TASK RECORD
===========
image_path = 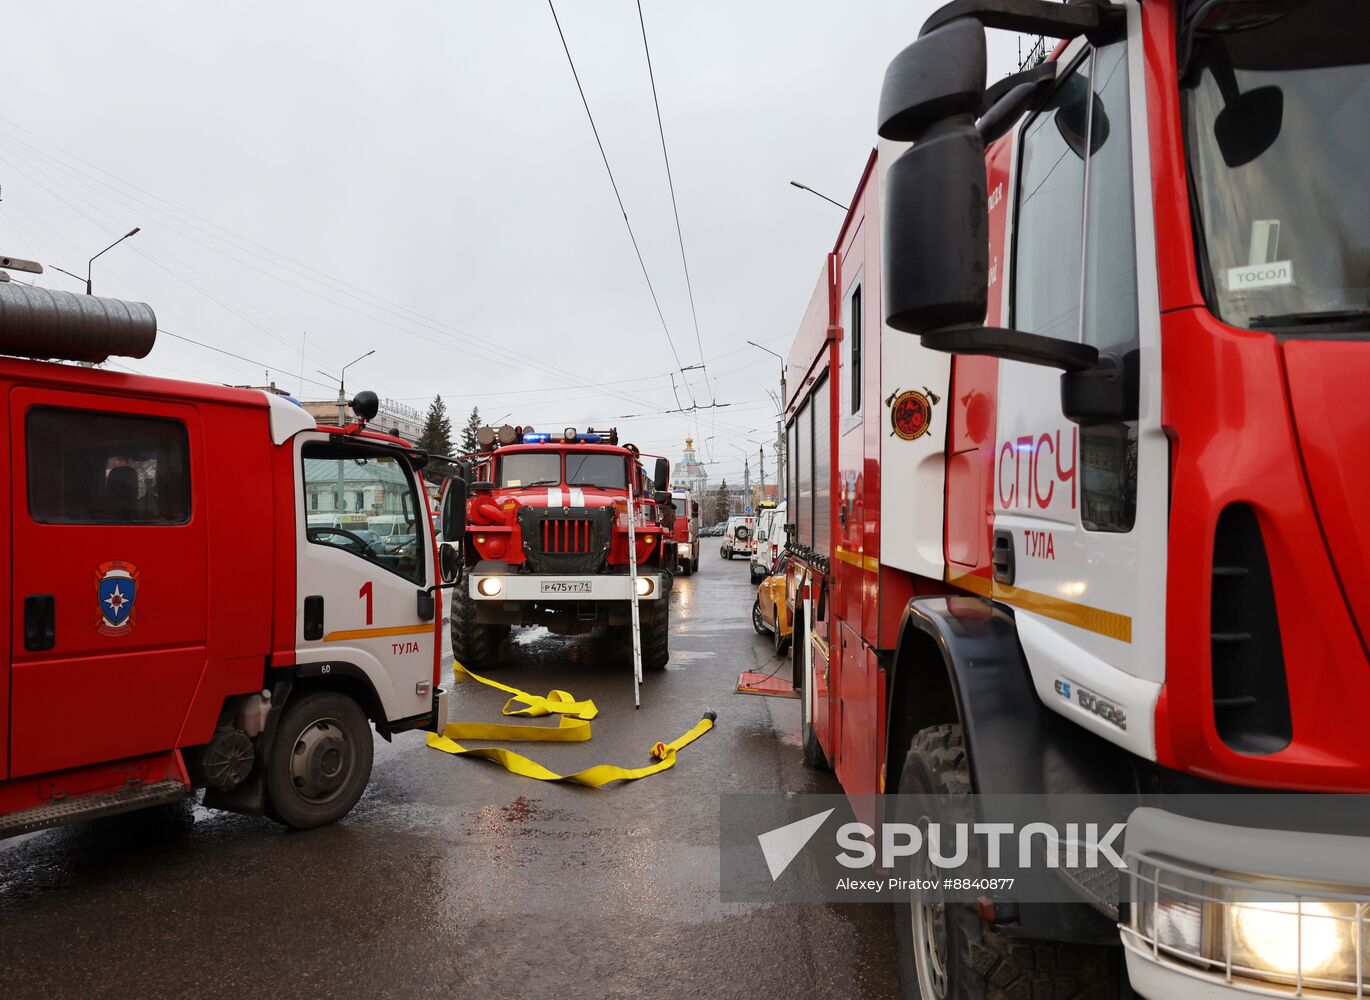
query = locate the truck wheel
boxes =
[680,557,693,577]
[893,725,1117,1000]
[691,557,700,574]
[640,600,670,671]
[450,585,505,672]
[266,690,374,831]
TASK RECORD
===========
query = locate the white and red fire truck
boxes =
[451,425,674,671]
[784,1,1370,997]
[0,284,459,838]
[669,487,701,576]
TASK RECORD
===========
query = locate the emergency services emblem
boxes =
[95,560,140,636]
[886,386,942,441]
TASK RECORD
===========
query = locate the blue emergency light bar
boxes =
[518,431,603,445]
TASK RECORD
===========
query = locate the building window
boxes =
[26,407,191,525]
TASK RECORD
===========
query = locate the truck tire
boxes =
[691,556,700,574]
[721,544,731,560]
[450,585,505,672]
[680,556,693,577]
[266,690,374,831]
[893,725,1118,1000]
[641,600,670,671]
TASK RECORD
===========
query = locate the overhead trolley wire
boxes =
[635,0,713,404]
[546,0,695,407]
[0,118,677,416]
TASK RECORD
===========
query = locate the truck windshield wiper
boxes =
[1250,309,1370,330]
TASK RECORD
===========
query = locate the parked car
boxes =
[751,572,791,654]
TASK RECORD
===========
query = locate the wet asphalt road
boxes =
[0,553,900,1000]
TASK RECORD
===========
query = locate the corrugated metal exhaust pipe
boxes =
[0,283,156,364]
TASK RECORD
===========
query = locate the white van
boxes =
[720,514,755,560]
[750,500,786,583]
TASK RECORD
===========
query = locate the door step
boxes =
[0,780,192,840]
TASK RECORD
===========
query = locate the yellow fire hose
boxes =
[426,661,715,786]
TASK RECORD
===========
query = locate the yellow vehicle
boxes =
[751,572,791,655]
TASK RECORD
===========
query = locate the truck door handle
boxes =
[304,595,324,640]
[991,530,1015,586]
[24,594,55,651]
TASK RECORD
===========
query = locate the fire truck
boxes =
[0,284,459,838]
[784,1,1370,997]
[669,488,701,576]
[451,425,674,671]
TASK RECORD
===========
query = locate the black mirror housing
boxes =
[652,457,670,493]
[441,477,467,545]
[1214,86,1283,168]
[878,18,986,141]
[884,119,989,334]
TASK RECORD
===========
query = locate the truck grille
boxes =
[542,518,593,554]
[517,506,613,574]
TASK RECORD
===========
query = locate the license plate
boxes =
[542,580,592,594]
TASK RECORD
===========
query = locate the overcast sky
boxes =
[3,1,1020,486]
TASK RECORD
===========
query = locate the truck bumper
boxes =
[1121,807,1370,998]
[468,563,664,602]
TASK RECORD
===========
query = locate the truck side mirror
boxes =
[877,18,985,142]
[652,457,670,493]
[653,489,671,507]
[441,478,467,548]
[879,14,1100,375]
[691,501,699,518]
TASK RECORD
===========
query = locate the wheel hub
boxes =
[289,717,353,803]
[910,821,950,999]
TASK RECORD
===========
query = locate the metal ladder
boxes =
[626,477,643,707]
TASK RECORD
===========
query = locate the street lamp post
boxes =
[789,180,850,213]
[85,227,141,295]
[318,348,375,514]
[747,339,788,506]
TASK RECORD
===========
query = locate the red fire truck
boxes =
[785,1,1370,997]
[0,284,459,838]
[451,425,674,671]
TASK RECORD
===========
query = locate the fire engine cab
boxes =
[0,284,456,838]
[451,425,673,672]
[784,1,1370,997]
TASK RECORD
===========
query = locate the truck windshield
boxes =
[1185,6,1370,332]
[565,453,626,489]
[499,452,561,488]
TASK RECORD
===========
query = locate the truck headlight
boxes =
[1230,897,1356,981]
[477,577,503,597]
[635,576,654,597]
[1129,857,1366,991]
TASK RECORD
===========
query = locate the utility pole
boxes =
[743,456,750,510]
[748,340,788,505]
[758,445,766,499]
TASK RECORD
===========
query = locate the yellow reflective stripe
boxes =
[833,546,879,573]
[426,660,713,787]
[946,570,1132,644]
[323,624,432,642]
